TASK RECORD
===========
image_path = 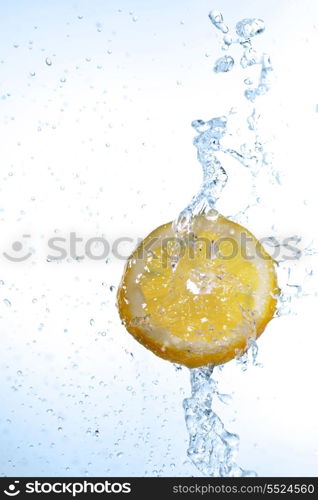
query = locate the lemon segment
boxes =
[117,214,278,368]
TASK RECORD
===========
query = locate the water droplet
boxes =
[90,318,95,326]
[223,35,232,48]
[240,48,260,68]
[3,299,11,307]
[214,55,234,73]
[209,10,229,34]
[236,18,265,39]
[45,57,52,66]
[244,53,273,102]
[110,285,115,292]
[29,72,36,77]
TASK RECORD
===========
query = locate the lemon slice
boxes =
[117,214,278,368]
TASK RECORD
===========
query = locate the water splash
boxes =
[244,54,273,102]
[214,55,234,73]
[174,12,273,236]
[209,10,229,34]
[174,117,228,233]
[178,11,274,477]
[183,366,256,476]
[175,8,315,479]
[236,18,265,38]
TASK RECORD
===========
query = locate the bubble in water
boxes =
[214,55,234,73]
[209,10,229,34]
[244,54,273,102]
[236,18,265,38]
[240,47,260,68]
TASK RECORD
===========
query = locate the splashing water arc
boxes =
[180,11,276,477]
[117,10,278,477]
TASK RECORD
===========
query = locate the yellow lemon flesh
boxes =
[117,214,278,368]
